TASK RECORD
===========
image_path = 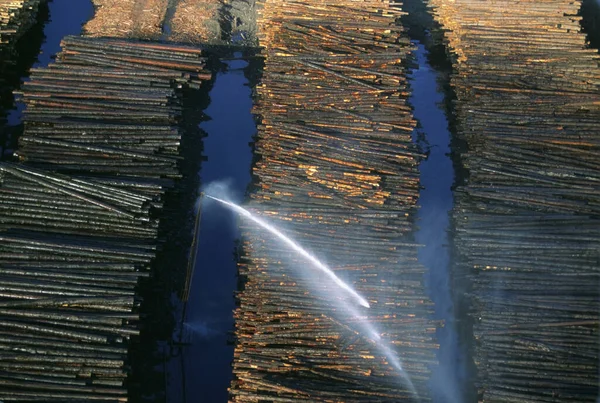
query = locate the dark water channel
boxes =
[171,54,256,403]
[409,42,463,403]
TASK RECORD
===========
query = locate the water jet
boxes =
[203,190,420,399]
[204,194,371,309]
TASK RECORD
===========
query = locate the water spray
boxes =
[337,304,420,399]
[204,194,371,308]
[203,191,419,399]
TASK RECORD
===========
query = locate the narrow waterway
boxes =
[409,42,462,403]
[179,54,256,403]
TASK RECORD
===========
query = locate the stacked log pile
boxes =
[0,36,210,400]
[84,0,223,43]
[229,0,438,401]
[14,36,209,176]
[428,0,600,401]
[0,163,148,402]
[169,0,221,44]
[83,0,168,40]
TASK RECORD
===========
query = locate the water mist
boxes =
[202,188,419,399]
[205,194,371,308]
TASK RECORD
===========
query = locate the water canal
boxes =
[179,54,256,402]
[409,42,462,403]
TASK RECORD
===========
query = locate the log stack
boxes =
[229,0,438,401]
[427,0,600,401]
[168,0,222,44]
[0,165,148,402]
[84,0,223,44]
[83,0,169,40]
[14,36,209,177]
[0,36,211,400]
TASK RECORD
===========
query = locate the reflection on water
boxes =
[409,42,462,402]
[177,53,256,403]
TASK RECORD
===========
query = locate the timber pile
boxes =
[84,0,223,43]
[230,0,438,401]
[169,0,221,44]
[14,35,209,177]
[83,0,168,40]
[428,0,600,401]
[0,36,210,400]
